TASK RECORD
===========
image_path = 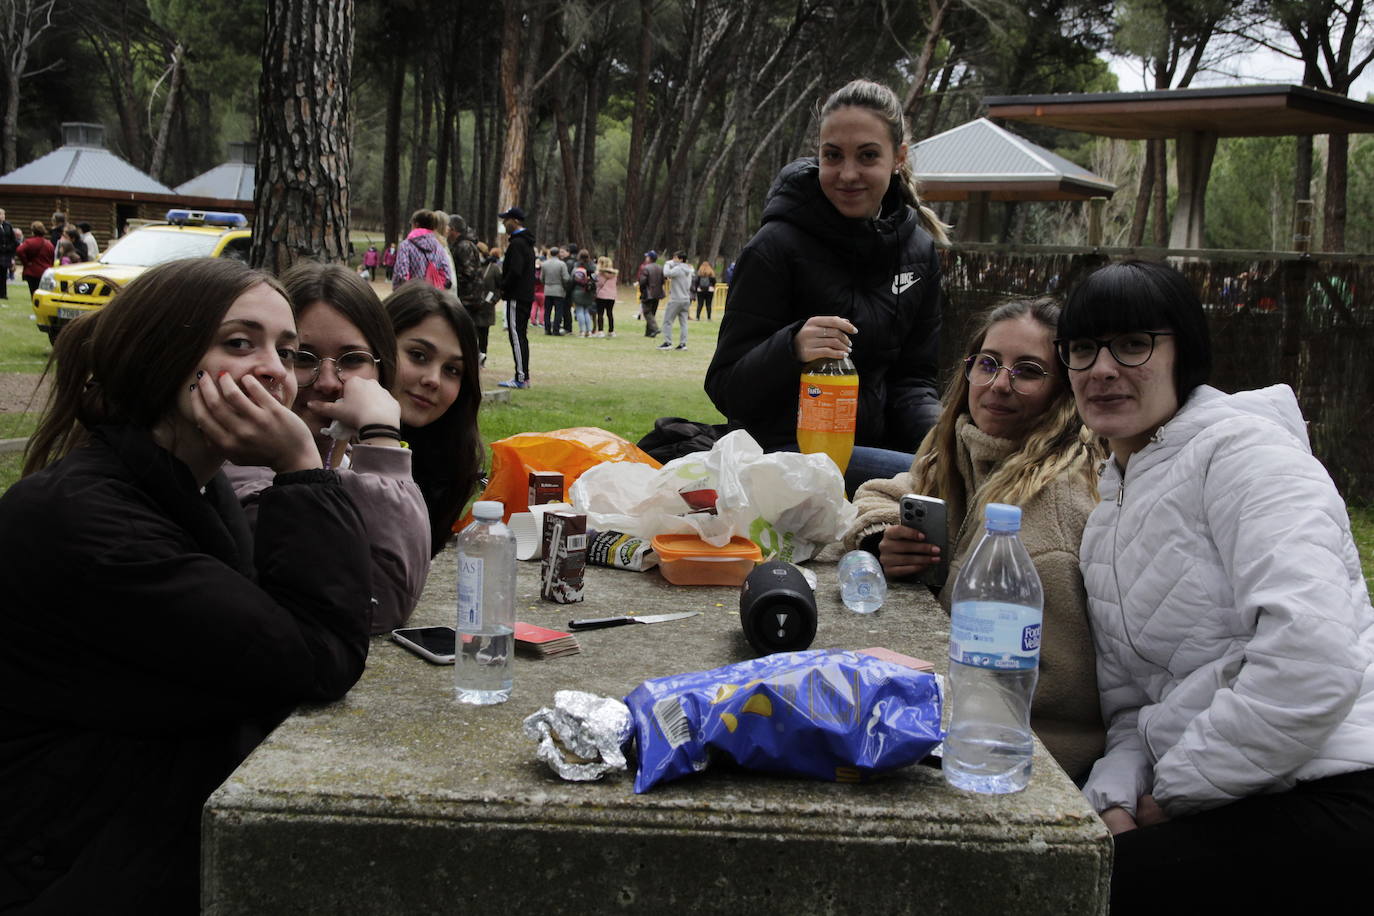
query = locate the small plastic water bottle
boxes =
[944,503,1042,794]
[837,549,886,614]
[455,500,517,705]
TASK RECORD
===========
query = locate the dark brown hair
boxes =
[383,283,484,556]
[279,261,396,390]
[24,258,285,475]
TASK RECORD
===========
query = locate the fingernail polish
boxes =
[188,383,197,391]
[195,370,204,379]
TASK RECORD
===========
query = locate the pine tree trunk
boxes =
[1128,140,1154,247]
[251,0,354,272]
[616,0,653,277]
[1151,137,1168,247]
[382,52,405,249]
[1323,133,1348,252]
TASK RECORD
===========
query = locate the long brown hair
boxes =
[383,283,484,556]
[818,78,950,244]
[910,297,1101,512]
[24,258,285,475]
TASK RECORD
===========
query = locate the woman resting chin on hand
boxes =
[225,262,432,634]
[0,258,371,911]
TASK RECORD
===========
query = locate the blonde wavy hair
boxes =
[909,298,1102,513]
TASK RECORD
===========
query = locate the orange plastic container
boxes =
[651,534,762,586]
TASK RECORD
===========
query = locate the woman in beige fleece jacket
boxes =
[842,297,1105,780]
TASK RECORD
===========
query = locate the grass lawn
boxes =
[5,288,1374,589]
[0,291,725,493]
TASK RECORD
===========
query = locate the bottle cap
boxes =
[472,500,504,520]
[983,502,1021,531]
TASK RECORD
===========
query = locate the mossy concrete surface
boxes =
[202,549,1111,915]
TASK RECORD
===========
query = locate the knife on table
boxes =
[568,611,700,630]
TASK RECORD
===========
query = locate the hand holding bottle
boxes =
[793,315,856,363]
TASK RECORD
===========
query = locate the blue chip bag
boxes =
[625,649,943,793]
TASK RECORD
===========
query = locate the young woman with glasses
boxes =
[383,282,484,556]
[1059,260,1374,912]
[842,297,1106,781]
[226,262,430,634]
[0,258,371,909]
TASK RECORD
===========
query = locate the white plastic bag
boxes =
[569,430,855,563]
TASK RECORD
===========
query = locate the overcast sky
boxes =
[1107,45,1374,102]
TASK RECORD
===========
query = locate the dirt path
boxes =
[0,372,47,414]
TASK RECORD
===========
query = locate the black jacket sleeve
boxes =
[4,471,372,734]
[703,238,806,446]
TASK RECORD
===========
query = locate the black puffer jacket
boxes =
[500,228,536,303]
[705,158,942,452]
[0,426,372,912]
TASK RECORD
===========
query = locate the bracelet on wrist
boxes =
[357,423,402,442]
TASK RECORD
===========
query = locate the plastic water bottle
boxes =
[455,500,517,705]
[944,503,1042,794]
[837,550,886,614]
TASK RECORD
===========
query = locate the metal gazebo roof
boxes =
[0,123,174,195]
[913,117,1116,202]
[174,142,256,202]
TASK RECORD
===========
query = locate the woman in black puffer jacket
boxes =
[705,78,947,492]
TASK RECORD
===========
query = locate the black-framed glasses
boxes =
[1055,331,1173,371]
[293,350,382,388]
[963,353,1053,394]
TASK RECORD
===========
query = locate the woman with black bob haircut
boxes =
[1060,260,1374,912]
[226,261,431,633]
[0,258,371,910]
[383,282,484,555]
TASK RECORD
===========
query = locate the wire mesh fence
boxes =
[939,247,1374,504]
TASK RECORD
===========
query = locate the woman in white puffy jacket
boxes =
[1058,260,1374,912]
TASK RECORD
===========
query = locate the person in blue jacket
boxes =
[705,78,947,492]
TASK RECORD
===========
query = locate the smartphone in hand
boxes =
[899,494,948,589]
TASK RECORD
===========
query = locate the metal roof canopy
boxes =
[174,142,256,202]
[0,122,174,195]
[984,84,1374,141]
[914,117,1116,202]
[982,85,1374,249]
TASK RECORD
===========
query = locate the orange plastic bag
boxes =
[468,427,661,524]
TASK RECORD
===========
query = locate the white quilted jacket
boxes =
[1080,384,1374,818]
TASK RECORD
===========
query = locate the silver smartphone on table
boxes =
[392,626,457,665]
[899,494,948,589]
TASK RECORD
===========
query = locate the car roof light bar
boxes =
[165,209,248,228]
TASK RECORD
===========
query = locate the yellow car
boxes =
[32,210,251,342]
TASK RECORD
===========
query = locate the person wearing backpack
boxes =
[571,252,597,337]
[392,210,452,291]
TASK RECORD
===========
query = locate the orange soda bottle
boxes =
[797,355,859,474]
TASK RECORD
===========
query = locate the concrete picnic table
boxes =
[202,548,1111,915]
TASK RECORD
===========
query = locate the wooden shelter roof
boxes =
[984,85,1374,140]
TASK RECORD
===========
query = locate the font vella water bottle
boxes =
[455,500,517,705]
[944,502,1043,794]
